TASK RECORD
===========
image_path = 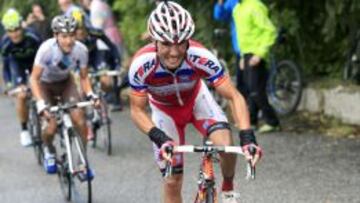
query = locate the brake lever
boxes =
[164,145,174,178]
[246,145,257,180]
[164,161,173,178]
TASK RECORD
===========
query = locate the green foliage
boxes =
[113,0,360,80]
[112,0,231,56]
[113,0,153,54]
[269,0,360,79]
[2,0,359,79]
[0,0,59,22]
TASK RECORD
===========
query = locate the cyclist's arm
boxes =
[214,76,251,130]
[2,56,11,85]
[30,65,44,101]
[130,92,155,134]
[79,67,93,95]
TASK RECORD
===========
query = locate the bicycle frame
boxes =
[50,101,93,203]
[195,142,218,203]
[50,101,92,175]
[63,113,86,174]
[165,140,255,203]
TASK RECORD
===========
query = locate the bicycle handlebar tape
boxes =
[148,127,173,148]
[239,129,258,146]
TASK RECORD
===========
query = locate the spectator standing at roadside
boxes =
[233,0,280,133]
[58,0,83,16]
[23,3,51,41]
[213,0,250,109]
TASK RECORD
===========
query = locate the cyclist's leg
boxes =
[150,103,185,203]
[38,82,57,152]
[244,54,279,127]
[63,76,87,145]
[10,60,29,128]
[99,75,113,92]
[191,81,237,192]
[10,59,32,145]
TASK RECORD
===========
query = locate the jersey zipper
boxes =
[172,75,184,106]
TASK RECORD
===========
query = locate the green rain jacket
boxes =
[233,0,276,59]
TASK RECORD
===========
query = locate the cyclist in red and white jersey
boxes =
[129,2,262,203]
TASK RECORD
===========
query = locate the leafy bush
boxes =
[113,0,360,80]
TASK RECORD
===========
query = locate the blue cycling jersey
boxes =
[0,29,41,84]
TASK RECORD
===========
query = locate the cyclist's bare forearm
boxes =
[130,93,155,134]
[30,65,44,101]
[79,68,93,95]
[215,76,251,130]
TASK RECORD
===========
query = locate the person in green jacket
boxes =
[233,0,280,133]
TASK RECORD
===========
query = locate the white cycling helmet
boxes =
[51,15,77,33]
[147,1,195,43]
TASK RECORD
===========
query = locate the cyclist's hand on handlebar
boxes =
[242,144,262,167]
[41,110,52,120]
[86,92,101,108]
[160,141,176,163]
[36,100,50,118]
[239,129,262,167]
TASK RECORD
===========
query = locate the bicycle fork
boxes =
[195,155,217,203]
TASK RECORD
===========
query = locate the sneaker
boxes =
[78,167,95,182]
[258,124,280,134]
[20,130,32,147]
[221,191,240,203]
[43,153,57,174]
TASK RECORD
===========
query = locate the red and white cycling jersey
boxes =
[128,40,227,106]
[129,40,230,172]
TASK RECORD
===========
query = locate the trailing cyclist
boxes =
[71,10,123,111]
[129,2,262,203]
[1,8,41,147]
[30,15,99,175]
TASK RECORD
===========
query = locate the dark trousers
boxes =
[239,54,279,126]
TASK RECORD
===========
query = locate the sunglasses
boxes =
[6,27,22,32]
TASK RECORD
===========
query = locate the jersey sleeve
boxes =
[128,57,148,97]
[77,42,89,69]
[33,42,49,69]
[187,44,227,87]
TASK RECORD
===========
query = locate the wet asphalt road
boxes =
[0,95,359,203]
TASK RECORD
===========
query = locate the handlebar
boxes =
[49,101,94,113]
[164,144,256,180]
[5,86,30,97]
[89,70,121,78]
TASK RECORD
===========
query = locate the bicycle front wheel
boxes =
[28,101,43,165]
[70,130,92,203]
[94,99,112,155]
[268,60,303,116]
[205,188,216,203]
[57,153,72,201]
